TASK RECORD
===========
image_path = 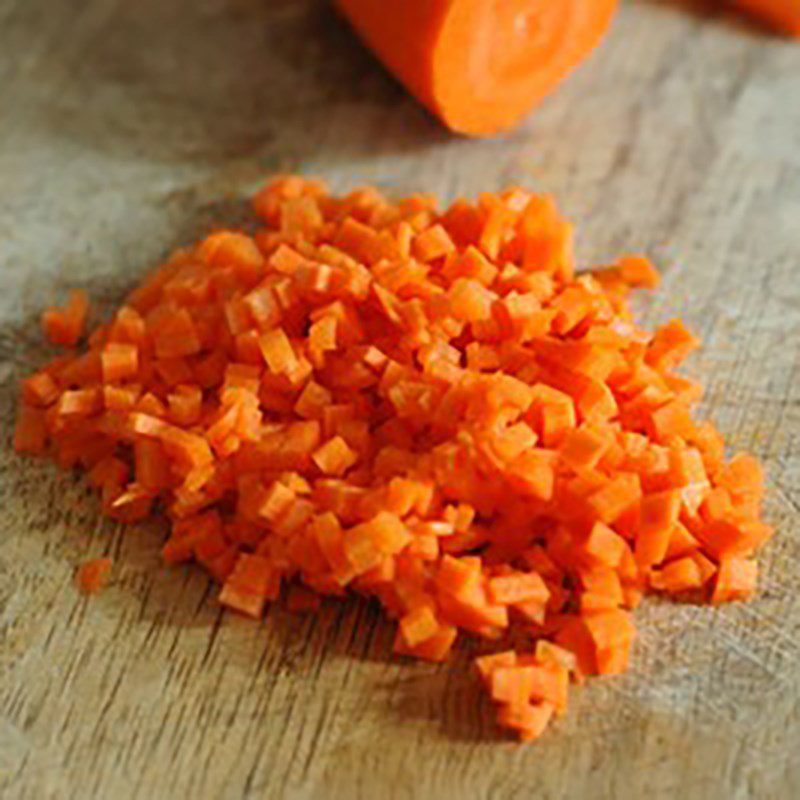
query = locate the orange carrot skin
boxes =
[335,0,449,121]
[335,0,620,136]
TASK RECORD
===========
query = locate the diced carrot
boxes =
[487,572,550,606]
[167,384,202,426]
[583,609,636,675]
[700,487,734,522]
[496,701,555,742]
[649,556,703,593]
[359,512,412,556]
[22,372,61,407]
[134,438,171,492]
[295,380,333,420]
[692,551,717,586]
[398,605,440,647]
[105,483,154,522]
[242,284,280,331]
[436,555,482,598]
[475,650,518,683]
[616,254,660,289]
[155,357,194,388]
[698,517,773,559]
[559,426,610,471]
[527,661,569,711]
[312,436,358,476]
[634,490,681,567]
[160,426,213,471]
[101,342,139,383]
[257,481,296,524]
[582,522,627,569]
[716,453,764,499]
[413,224,456,263]
[579,568,624,610]
[13,176,772,746]
[219,553,278,618]
[586,473,641,525]
[14,405,48,454]
[649,401,695,441]
[646,320,700,371]
[151,307,202,359]
[665,522,700,561]
[447,278,494,322]
[42,289,89,347]
[551,285,593,335]
[535,641,577,673]
[711,557,758,604]
[137,392,167,418]
[258,327,298,376]
[76,557,113,594]
[88,456,129,490]
[489,665,535,705]
[394,623,457,662]
[538,397,577,447]
[507,449,557,501]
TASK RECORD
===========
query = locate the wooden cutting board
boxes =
[1,1,799,797]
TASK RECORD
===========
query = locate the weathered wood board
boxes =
[1,1,799,797]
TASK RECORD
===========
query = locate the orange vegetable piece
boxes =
[586,473,641,525]
[258,328,298,376]
[583,609,636,675]
[582,522,627,569]
[76,557,113,594]
[101,342,139,383]
[394,623,457,662]
[487,572,550,606]
[42,289,89,347]
[219,554,279,618]
[312,436,359,477]
[151,307,202,359]
[649,557,703,593]
[22,372,60,407]
[14,405,48,455]
[413,224,456,263]
[711,557,758,604]
[475,650,518,682]
[496,701,555,742]
[616,254,660,289]
[559,426,610,471]
[398,605,440,647]
[646,320,700,371]
[335,0,619,136]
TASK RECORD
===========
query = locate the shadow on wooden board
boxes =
[10,0,449,167]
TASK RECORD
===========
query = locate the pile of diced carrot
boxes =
[14,176,771,741]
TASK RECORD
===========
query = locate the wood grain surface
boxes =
[1,1,799,798]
